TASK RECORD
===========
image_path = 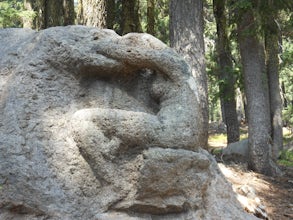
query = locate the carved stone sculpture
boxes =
[0,26,257,219]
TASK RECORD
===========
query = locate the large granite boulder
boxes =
[0,26,257,219]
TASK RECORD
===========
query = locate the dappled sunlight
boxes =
[211,124,293,219]
[219,163,293,219]
[283,128,293,146]
[208,133,227,149]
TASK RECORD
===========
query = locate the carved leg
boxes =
[72,108,161,147]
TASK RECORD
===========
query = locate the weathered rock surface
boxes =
[222,139,249,162]
[0,26,257,219]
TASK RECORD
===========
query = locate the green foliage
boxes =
[278,132,293,167]
[278,149,293,167]
[280,38,293,127]
[280,38,293,71]
[139,0,169,44]
[0,0,21,28]
[112,1,122,34]
[0,0,35,28]
[204,0,222,122]
[206,49,222,122]
[230,0,253,11]
[108,0,169,43]
[210,148,223,157]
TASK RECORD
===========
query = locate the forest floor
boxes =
[208,125,293,220]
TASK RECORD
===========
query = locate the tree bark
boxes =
[147,0,155,35]
[106,0,115,29]
[24,0,46,30]
[237,9,280,176]
[63,0,75,26]
[121,0,142,34]
[77,0,107,28]
[45,0,64,28]
[265,15,283,161]
[213,0,240,144]
[169,0,208,149]
[24,0,74,29]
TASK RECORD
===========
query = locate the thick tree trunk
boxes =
[121,0,142,34]
[213,0,239,144]
[45,0,64,28]
[169,0,208,149]
[24,0,74,29]
[237,10,280,176]
[147,0,155,35]
[265,18,283,161]
[77,0,107,28]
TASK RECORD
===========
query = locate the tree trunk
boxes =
[265,16,283,161]
[45,0,64,28]
[121,0,142,34]
[77,0,83,25]
[169,0,208,149]
[77,0,107,28]
[24,0,74,29]
[213,0,240,144]
[63,0,75,26]
[23,0,46,30]
[106,0,115,29]
[237,10,280,176]
[147,0,155,35]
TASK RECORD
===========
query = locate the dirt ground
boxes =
[218,161,293,220]
[208,125,293,219]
